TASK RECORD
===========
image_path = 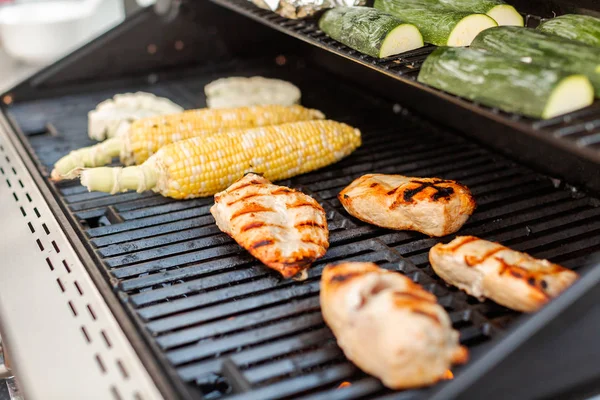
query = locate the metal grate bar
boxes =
[96,223,222,258]
[244,345,344,385]
[224,364,358,400]
[88,208,212,238]
[387,199,595,248]
[296,377,384,400]
[184,326,333,382]
[135,241,398,320]
[157,296,322,350]
[166,312,326,365]
[119,199,212,220]
[147,281,321,334]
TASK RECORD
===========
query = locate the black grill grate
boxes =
[6,57,600,399]
[210,0,600,164]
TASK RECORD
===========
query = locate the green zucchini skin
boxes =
[471,26,600,97]
[377,0,504,13]
[538,14,600,47]
[374,0,494,46]
[437,0,505,11]
[437,0,522,25]
[417,47,583,118]
[318,7,421,58]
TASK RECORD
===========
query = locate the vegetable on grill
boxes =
[374,0,497,46]
[318,7,424,59]
[205,77,302,108]
[50,104,325,181]
[417,47,594,119]
[470,26,600,97]
[436,0,523,26]
[537,14,600,47]
[88,92,183,141]
[78,120,362,199]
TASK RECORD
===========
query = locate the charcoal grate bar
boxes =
[244,345,344,385]
[5,56,600,399]
[166,312,326,366]
[157,296,322,350]
[134,241,399,320]
[224,363,358,400]
[182,327,333,382]
[147,281,321,334]
[297,377,384,400]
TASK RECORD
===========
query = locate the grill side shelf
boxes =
[209,0,600,193]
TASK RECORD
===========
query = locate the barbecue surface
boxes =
[6,57,600,399]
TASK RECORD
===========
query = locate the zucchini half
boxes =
[437,0,523,26]
[418,47,594,119]
[319,7,424,58]
[486,4,523,26]
[447,14,499,46]
[471,26,600,97]
[538,14,600,47]
[543,75,595,119]
[374,0,497,46]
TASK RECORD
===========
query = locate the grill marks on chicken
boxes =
[320,262,467,389]
[429,236,579,312]
[339,174,476,237]
[211,174,329,278]
[391,179,456,206]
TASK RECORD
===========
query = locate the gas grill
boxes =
[0,1,599,399]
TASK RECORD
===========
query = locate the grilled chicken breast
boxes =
[320,262,468,389]
[211,173,329,278]
[338,174,475,237]
[429,236,579,312]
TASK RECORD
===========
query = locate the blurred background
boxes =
[0,0,154,92]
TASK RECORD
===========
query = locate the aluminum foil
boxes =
[250,0,366,19]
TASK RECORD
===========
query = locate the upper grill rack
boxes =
[5,58,600,400]
[211,0,600,162]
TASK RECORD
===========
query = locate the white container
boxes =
[0,0,124,65]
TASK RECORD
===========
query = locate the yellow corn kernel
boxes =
[124,104,325,165]
[51,104,324,180]
[79,120,362,199]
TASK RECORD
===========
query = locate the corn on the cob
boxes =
[88,92,184,141]
[51,105,325,181]
[79,120,362,199]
